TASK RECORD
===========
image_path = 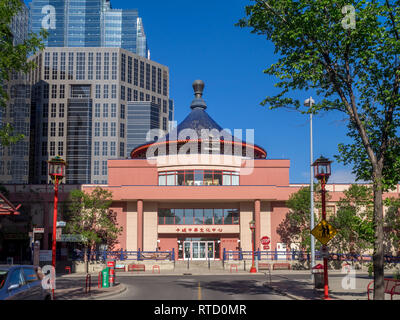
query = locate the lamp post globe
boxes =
[249,220,257,273]
[48,155,66,299]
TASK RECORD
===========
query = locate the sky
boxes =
[26,0,360,184]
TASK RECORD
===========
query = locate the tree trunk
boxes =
[373,171,385,300]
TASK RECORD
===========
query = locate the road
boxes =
[108,274,291,300]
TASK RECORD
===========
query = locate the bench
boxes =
[128,264,145,272]
[273,263,291,270]
[115,265,126,272]
[152,265,160,273]
[230,264,238,273]
[258,263,271,271]
[367,278,400,300]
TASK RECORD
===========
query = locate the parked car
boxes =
[0,265,52,300]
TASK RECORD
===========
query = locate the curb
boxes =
[78,283,127,300]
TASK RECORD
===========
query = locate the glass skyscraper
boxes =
[28,0,149,58]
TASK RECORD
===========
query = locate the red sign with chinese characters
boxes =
[175,227,223,233]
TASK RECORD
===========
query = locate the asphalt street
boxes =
[108,274,291,300]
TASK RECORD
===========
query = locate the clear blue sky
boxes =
[28,0,359,184]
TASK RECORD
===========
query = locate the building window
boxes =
[127,88,132,102]
[95,122,100,137]
[134,90,138,101]
[103,122,108,137]
[60,84,65,99]
[121,53,126,82]
[139,61,144,88]
[163,70,168,96]
[112,52,117,80]
[95,84,101,99]
[120,123,125,138]
[43,84,49,99]
[76,52,85,80]
[41,161,47,176]
[157,208,239,225]
[42,141,47,156]
[58,141,64,156]
[145,63,150,90]
[102,141,108,156]
[51,103,56,117]
[60,52,66,80]
[51,84,57,99]
[111,84,116,99]
[139,92,144,101]
[42,122,48,137]
[44,52,50,80]
[103,103,108,118]
[68,52,74,80]
[111,103,116,118]
[104,52,109,80]
[94,160,99,175]
[152,66,156,92]
[52,52,58,80]
[120,142,124,158]
[120,86,125,100]
[88,52,93,80]
[94,141,99,156]
[50,141,55,156]
[102,161,107,175]
[110,141,116,156]
[157,68,162,94]
[127,56,132,84]
[162,117,167,131]
[158,170,239,186]
[146,94,150,102]
[134,58,139,85]
[120,104,125,119]
[96,52,101,80]
[59,103,65,118]
[95,103,100,117]
[163,100,167,113]
[50,122,56,137]
[103,84,109,99]
[111,122,116,137]
[58,122,64,137]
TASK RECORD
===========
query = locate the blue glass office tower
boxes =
[28,0,149,58]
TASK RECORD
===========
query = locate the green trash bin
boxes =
[102,268,110,288]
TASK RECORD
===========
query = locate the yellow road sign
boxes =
[311,219,337,245]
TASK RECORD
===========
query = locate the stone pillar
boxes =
[254,199,261,251]
[137,200,143,250]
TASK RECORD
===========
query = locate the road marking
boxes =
[198,281,202,300]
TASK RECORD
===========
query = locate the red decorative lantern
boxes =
[312,156,332,182]
[48,156,67,182]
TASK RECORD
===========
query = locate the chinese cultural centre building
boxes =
[80,80,400,261]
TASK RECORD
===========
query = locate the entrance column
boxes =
[254,199,261,251]
[137,199,143,250]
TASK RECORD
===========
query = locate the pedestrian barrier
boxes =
[65,266,71,274]
[258,263,271,271]
[272,263,291,270]
[128,264,145,272]
[115,265,126,272]
[230,264,238,273]
[85,274,91,294]
[367,278,400,300]
[152,265,160,274]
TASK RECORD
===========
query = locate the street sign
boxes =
[33,228,44,233]
[311,219,337,245]
[58,234,86,242]
[260,236,270,245]
[56,221,66,228]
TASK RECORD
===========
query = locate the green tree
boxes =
[384,197,400,255]
[328,185,374,257]
[0,0,46,146]
[65,187,123,270]
[237,0,400,299]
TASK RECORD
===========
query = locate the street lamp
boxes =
[312,155,332,300]
[249,220,257,273]
[48,155,67,299]
[304,97,316,279]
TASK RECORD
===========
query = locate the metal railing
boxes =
[72,248,175,262]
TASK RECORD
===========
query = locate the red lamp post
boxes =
[312,156,332,300]
[48,156,67,299]
[249,220,257,273]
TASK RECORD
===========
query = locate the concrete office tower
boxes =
[28,47,171,184]
[28,0,150,58]
[0,1,31,184]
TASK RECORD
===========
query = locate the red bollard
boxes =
[98,272,102,288]
[85,274,91,294]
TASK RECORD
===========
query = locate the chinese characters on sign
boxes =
[175,227,223,233]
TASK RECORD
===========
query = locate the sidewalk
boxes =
[54,274,126,300]
[262,270,375,300]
